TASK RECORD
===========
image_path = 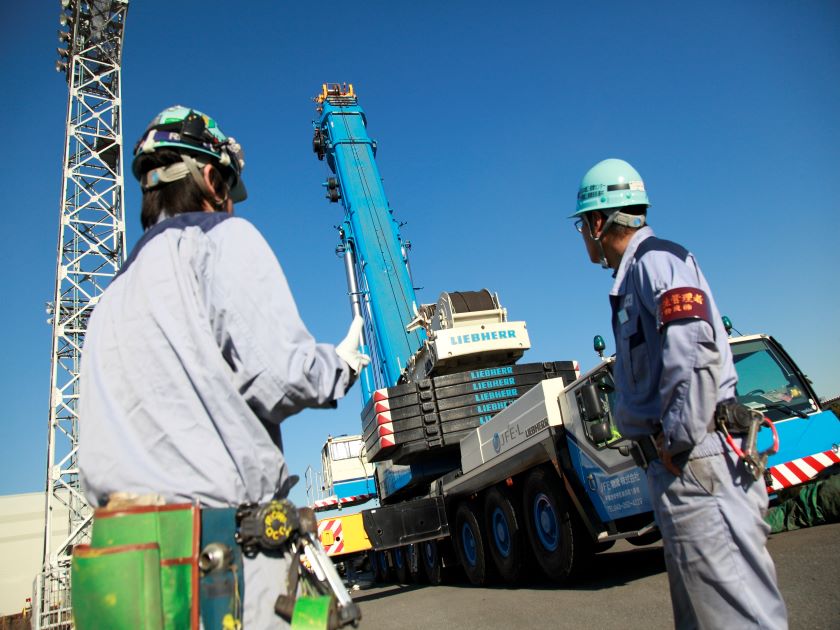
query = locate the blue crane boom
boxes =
[312,83,424,403]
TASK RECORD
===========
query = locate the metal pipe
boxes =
[342,242,364,321]
[341,240,376,399]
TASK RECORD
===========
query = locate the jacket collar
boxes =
[610,226,654,296]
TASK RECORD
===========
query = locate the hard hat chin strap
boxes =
[140,154,229,210]
[594,240,610,269]
[181,154,230,211]
[585,213,612,269]
[587,210,646,269]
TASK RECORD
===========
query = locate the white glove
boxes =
[335,315,371,374]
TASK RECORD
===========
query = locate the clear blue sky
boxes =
[1,1,838,508]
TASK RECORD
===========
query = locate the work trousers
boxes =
[646,434,788,630]
[243,550,292,629]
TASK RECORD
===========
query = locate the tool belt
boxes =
[72,497,360,630]
[630,400,779,480]
[631,434,660,469]
[71,503,244,630]
[714,399,755,435]
[714,399,779,481]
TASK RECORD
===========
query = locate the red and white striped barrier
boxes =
[312,493,375,511]
[767,448,840,492]
[318,517,344,555]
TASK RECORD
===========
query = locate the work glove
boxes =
[335,315,371,374]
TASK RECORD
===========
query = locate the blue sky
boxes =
[1,1,838,508]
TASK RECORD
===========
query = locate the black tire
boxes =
[374,549,392,582]
[420,539,444,585]
[454,500,495,586]
[484,485,530,583]
[408,543,425,583]
[522,467,592,583]
[392,546,411,584]
[626,530,662,547]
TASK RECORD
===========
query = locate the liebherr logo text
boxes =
[474,388,518,403]
[470,366,514,380]
[471,377,515,391]
[525,418,549,438]
[451,330,517,345]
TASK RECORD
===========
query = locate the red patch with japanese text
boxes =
[658,287,712,330]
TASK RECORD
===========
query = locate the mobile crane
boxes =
[310,83,840,586]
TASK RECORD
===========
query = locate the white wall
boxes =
[0,492,69,616]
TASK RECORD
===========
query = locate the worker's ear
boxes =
[201,164,221,200]
[589,212,605,239]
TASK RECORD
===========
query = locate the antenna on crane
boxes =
[35,1,129,627]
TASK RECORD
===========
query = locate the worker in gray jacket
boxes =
[571,158,787,629]
[79,105,369,628]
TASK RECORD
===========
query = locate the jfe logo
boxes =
[491,425,523,453]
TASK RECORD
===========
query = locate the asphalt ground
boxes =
[349,522,840,629]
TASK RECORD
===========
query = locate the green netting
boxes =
[766,474,840,533]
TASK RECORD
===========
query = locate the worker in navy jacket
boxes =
[79,105,369,628]
[571,158,787,629]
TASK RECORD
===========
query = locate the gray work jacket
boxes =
[79,212,354,508]
[609,226,737,456]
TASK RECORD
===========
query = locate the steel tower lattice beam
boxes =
[36,2,129,628]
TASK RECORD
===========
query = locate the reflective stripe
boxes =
[767,449,840,492]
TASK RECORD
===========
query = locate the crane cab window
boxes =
[731,338,815,421]
[328,439,363,462]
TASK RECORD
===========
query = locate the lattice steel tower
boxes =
[36,1,129,627]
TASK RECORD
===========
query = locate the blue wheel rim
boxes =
[423,541,436,567]
[461,522,478,566]
[492,506,511,558]
[533,492,559,551]
[378,551,388,572]
[394,547,404,568]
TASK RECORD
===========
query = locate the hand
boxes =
[656,432,682,476]
[335,315,371,374]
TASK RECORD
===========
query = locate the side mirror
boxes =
[589,420,613,444]
[581,383,605,421]
[595,373,614,394]
[580,382,613,445]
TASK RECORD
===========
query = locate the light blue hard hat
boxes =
[572,158,650,218]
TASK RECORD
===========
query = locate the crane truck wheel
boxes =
[420,540,444,585]
[454,500,496,586]
[374,550,393,582]
[484,485,530,584]
[393,546,411,584]
[408,543,425,583]
[368,550,380,581]
[522,467,592,583]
